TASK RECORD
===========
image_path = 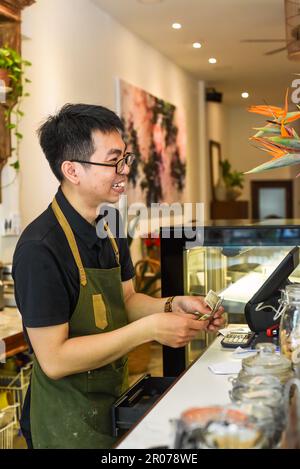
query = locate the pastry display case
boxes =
[160,220,300,376]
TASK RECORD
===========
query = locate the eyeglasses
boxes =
[70,152,136,175]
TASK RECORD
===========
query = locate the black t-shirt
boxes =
[13,186,135,347]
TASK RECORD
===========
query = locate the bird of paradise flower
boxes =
[245,89,300,175]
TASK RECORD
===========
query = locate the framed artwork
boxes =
[116,78,186,206]
[209,140,222,201]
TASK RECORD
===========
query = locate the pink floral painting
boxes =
[118,79,186,206]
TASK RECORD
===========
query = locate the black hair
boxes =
[37,103,124,181]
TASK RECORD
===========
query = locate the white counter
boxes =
[117,336,245,449]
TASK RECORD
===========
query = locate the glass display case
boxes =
[160,220,300,377]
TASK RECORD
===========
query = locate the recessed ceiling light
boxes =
[138,0,163,4]
[241,92,249,99]
[172,22,182,30]
[193,42,202,49]
[208,57,217,64]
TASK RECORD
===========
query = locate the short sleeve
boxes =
[12,241,71,328]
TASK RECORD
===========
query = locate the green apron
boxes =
[30,197,129,448]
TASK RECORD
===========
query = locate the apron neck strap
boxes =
[103,222,120,266]
[51,198,121,285]
[52,197,87,287]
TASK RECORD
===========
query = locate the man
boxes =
[13,104,224,449]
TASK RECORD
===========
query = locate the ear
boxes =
[61,161,81,185]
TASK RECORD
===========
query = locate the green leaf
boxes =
[17,110,24,117]
[10,160,20,171]
[6,123,16,129]
[15,132,23,139]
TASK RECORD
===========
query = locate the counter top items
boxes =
[208,361,241,375]
[229,373,282,391]
[282,378,300,449]
[173,406,267,449]
[117,336,241,449]
[229,384,285,444]
[117,334,300,449]
[279,283,300,373]
[240,342,294,384]
[221,331,255,348]
[244,246,299,333]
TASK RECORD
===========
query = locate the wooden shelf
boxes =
[211,200,249,220]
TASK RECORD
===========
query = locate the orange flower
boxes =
[248,89,300,137]
[250,136,288,160]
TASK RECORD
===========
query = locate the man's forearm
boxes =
[125,292,167,322]
[30,318,153,380]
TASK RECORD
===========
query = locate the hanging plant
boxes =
[0,45,31,171]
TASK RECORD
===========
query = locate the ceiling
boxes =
[92,0,300,105]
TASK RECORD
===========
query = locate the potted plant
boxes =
[219,159,244,201]
[0,46,31,170]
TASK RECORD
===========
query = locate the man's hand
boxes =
[172,296,226,332]
[148,312,210,348]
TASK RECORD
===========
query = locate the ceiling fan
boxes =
[241,0,300,59]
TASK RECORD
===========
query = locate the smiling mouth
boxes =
[112,181,125,189]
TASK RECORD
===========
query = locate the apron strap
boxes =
[104,222,120,266]
[51,197,87,287]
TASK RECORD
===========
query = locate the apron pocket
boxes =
[92,294,108,329]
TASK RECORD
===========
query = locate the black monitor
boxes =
[245,246,299,332]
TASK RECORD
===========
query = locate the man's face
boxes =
[79,129,129,206]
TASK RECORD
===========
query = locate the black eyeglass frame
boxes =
[70,152,136,174]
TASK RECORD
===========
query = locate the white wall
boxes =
[206,102,228,156]
[0,168,19,262]
[15,0,200,232]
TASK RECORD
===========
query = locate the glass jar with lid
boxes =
[172,406,267,449]
[233,401,279,448]
[240,343,294,384]
[229,373,282,392]
[229,383,285,443]
[280,284,300,376]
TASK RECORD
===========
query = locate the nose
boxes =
[119,161,130,175]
